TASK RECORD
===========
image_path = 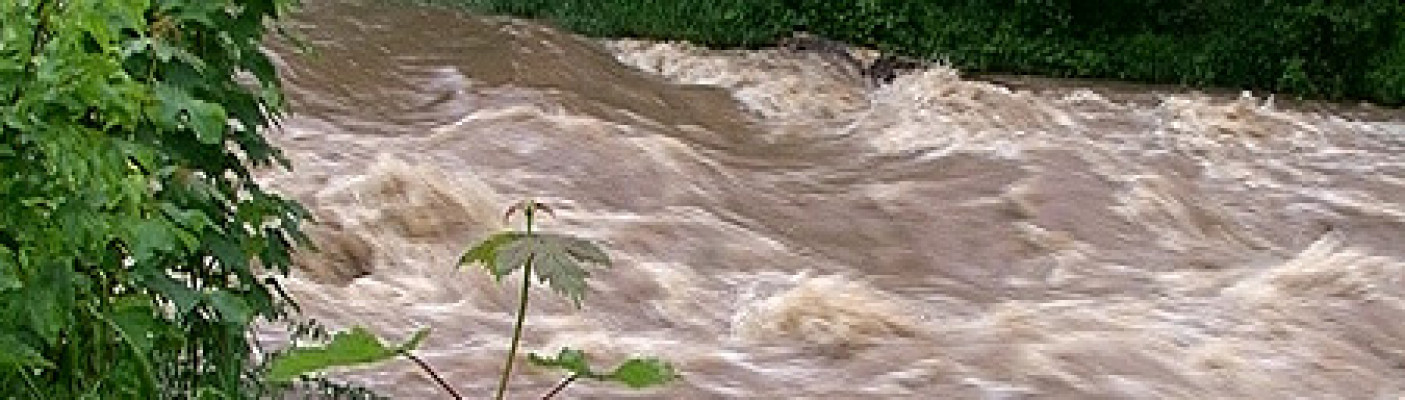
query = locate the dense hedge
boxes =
[427,0,1405,105]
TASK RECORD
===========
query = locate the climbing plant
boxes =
[0,0,309,397]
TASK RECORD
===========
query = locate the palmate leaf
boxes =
[460,232,611,307]
[528,347,676,389]
[267,326,430,383]
[458,232,526,277]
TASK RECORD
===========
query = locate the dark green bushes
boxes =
[439,0,793,46]
[1,0,310,397]
[428,0,1405,105]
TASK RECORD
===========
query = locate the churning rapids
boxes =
[255,0,1405,398]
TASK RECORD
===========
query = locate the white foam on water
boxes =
[258,2,1405,397]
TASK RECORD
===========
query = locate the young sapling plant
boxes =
[266,199,675,398]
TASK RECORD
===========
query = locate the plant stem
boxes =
[494,202,537,400]
[494,277,530,400]
[403,352,463,400]
[540,374,578,400]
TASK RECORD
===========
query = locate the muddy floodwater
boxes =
[257,0,1405,398]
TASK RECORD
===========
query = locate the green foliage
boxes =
[462,232,611,307]
[0,0,310,397]
[459,231,527,273]
[1367,39,1405,106]
[462,200,664,399]
[0,333,52,369]
[265,201,671,398]
[529,347,676,389]
[268,327,430,383]
[415,0,793,47]
[420,0,1405,105]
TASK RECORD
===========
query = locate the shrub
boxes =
[0,0,309,397]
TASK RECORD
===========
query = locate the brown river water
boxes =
[256,0,1405,398]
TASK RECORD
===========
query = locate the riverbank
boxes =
[969,73,1405,123]
[417,0,1405,106]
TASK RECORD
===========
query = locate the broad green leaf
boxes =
[150,83,191,129]
[0,333,53,368]
[128,218,178,262]
[152,41,208,71]
[208,237,247,271]
[268,327,392,382]
[608,358,677,388]
[28,265,75,345]
[187,100,227,144]
[469,232,611,306]
[458,231,526,279]
[159,202,214,231]
[207,291,253,326]
[520,234,611,306]
[98,301,160,390]
[149,84,227,144]
[105,302,160,356]
[529,347,676,388]
[138,270,200,317]
[495,237,535,279]
[267,326,429,382]
[561,235,610,265]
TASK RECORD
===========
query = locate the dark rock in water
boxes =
[777,32,925,87]
[777,32,853,54]
[865,54,925,85]
[777,32,866,77]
